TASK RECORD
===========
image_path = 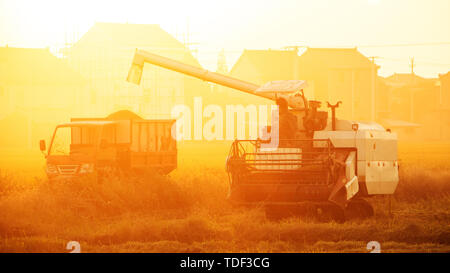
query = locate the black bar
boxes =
[0,253,445,272]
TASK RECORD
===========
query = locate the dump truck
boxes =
[127,49,399,221]
[40,110,176,181]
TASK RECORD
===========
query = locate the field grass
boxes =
[0,141,449,253]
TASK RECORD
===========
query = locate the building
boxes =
[229,48,379,122]
[382,73,436,122]
[230,49,300,84]
[227,49,305,107]
[382,73,444,139]
[297,48,378,121]
[67,22,211,118]
[438,71,450,139]
[0,46,89,150]
[439,71,450,107]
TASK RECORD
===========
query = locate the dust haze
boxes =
[0,0,449,253]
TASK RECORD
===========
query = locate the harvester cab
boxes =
[127,49,399,221]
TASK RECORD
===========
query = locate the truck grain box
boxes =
[40,110,176,181]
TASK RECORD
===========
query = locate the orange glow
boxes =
[0,0,449,254]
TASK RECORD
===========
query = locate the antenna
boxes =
[217,49,228,74]
[283,45,307,54]
[182,17,199,57]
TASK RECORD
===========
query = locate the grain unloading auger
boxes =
[127,49,399,221]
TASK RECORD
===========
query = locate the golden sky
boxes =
[0,0,449,77]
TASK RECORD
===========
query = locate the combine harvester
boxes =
[127,49,399,221]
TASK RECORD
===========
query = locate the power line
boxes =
[357,42,450,48]
[377,57,450,67]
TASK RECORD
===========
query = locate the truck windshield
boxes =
[49,126,101,155]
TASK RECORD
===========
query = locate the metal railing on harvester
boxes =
[227,139,334,171]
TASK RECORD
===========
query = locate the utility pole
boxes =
[369,56,378,121]
[351,70,355,119]
[440,82,442,139]
[410,57,415,122]
[217,49,228,74]
[410,57,415,75]
[283,45,306,79]
[183,18,199,58]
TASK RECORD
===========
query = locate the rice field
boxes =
[0,141,449,253]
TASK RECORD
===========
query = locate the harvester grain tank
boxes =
[40,110,176,181]
[127,49,399,220]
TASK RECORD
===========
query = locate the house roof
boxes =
[74,22,183,48]
[383,73,438,88]
[230,49,299,81]
[439,71,450,79]
[230,48,377,83]
[58,121,116,127]
[71,22,202,67]
[297,47,377,69]
[385,73,426,83]
[0,46,85,86]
